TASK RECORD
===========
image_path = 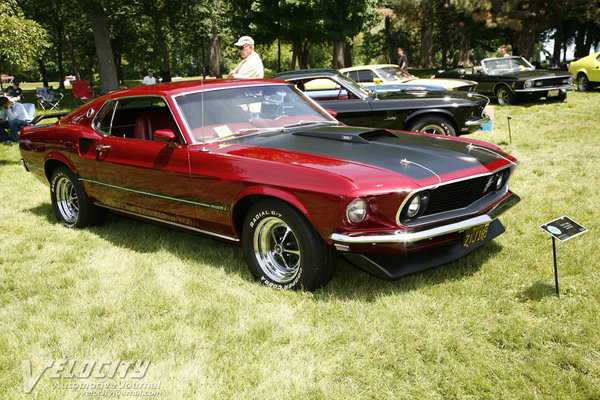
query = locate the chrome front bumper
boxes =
[515,86,574,93]
[330,192,520,246]
[464,113,490,127]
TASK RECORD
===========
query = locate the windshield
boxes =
[482,57,535,73]
[376,66,415,82]
[335,74,372,97]
[175,84,337,143]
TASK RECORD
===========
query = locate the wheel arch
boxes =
[404,109,456,129]
[43,154,78,182]
[232,188,316,241]
[493,82,514,97]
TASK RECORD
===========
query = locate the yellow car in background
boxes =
[569,51,600,91]
[340,64,477,93]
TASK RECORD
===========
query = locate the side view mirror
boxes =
[373,78,382,85]
[153,129,179,147]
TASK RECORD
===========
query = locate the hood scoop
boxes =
[293,126,396,144]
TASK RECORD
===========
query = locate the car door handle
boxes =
[95,145,111,157]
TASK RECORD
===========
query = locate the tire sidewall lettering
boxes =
[249,209,283,229]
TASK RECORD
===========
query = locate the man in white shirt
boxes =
[228,36,264,79]
[0,96,29,143]
[142,71,156,85]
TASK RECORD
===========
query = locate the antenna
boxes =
[200,66,208,152]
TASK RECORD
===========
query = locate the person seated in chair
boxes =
[5,82,23,102]
[0,96,29,143]
[142,70,156,85]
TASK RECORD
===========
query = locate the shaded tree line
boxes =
[3,0,599,93]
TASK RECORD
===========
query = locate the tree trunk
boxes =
[87,3,119,94]
[385,16,398,64]
[53,0,80,81]
[298,40,310,69]
[290,42,298,70]
[344,43,353,67]
[332,42,345,69]
[209,25,221,77]
[209,0,221,77]
[38,59,49,88]
[518,28,537,61]
[150,5,171,82]
[456,32,472,67]
[57,37,65,89]
[418,21,434,68]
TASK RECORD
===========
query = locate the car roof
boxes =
[271,69,341,80]
[104,78,290,99]
[340,64,398,72]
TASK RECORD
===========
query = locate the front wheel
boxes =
[50,166,103,228]
[242,199,337,291]
[496,86,517,105]
[407,116,456,136]
[577,74,589,91]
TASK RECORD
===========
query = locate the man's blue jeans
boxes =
[0,119,27,142]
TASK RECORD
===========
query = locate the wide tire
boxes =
[496,85,517,105]
[242,199,337,291]
[407,115,456,136]
[50,166,103,228]
[577,74,589,91]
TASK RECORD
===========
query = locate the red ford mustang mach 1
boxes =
[20,79,520,290]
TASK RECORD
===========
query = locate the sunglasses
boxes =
[236,45,248,50]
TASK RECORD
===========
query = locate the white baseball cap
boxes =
[234,36,254,47]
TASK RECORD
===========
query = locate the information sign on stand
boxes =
[539,216,588,296]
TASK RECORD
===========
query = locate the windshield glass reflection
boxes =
[175,85,337,143]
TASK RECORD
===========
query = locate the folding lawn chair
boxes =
[22,103,36,123]
[36,87,64,110]
[70,81,97,104]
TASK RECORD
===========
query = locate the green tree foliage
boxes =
[0,0,48,74]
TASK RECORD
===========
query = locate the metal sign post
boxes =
[507,116,512,144]
[539,216,588,297]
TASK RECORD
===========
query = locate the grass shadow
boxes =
[0,159,21,166]
[319,241,503,301]
[27,204,250,281]
[517,280,557,302]
[28,201,506,298]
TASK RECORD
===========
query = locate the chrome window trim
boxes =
[91,94,187,144]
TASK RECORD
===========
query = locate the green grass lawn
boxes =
[1,89,599,399]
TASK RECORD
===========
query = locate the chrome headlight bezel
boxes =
[400,191,430,222]
[346,197,367,224]
[524,79,533,88]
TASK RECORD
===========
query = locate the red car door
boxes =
[86,97,196,226]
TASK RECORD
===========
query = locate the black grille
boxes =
[536,77,568,87]
[423,175,492,216]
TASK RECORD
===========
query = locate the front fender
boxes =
[405,108,455,125]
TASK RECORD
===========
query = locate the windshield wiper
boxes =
[282,120,338,130]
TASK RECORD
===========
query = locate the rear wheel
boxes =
[577,74,589,91]
[242,199,337,291]
[50,166,103,228]
[496,85,517,105]
[407,115,456,136]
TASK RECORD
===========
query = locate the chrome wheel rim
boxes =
[419,124,447,135]
[497,89,509,105]
[578,76,588,91]
[253,216,301,283]
[55,176,79,224]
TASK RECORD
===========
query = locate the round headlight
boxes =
[568,76,574,85]
[346,198,367,224]
[524,79,533,88]
[406,195,421,218]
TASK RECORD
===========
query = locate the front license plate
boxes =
[547,89,559,97]
[463,224,489,248]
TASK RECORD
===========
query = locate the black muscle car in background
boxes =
[272,69,490,136]
[435,56,574,105]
